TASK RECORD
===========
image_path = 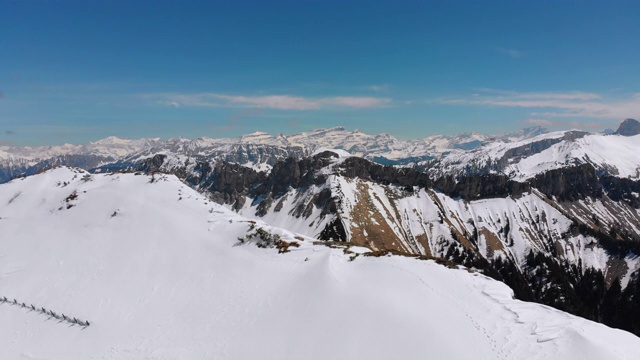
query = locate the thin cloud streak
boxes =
[148,93,392,110]
[215,95,321,110]
[497,47,525,58]
[439,91,640,120]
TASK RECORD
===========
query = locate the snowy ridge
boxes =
[2,167,640,359]
[431,131,640,180]
[509,133,640,179]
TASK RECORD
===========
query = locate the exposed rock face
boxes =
[149,151,633,219]
[615,118,640,136]
[338,157,432,188]
[530,164,603,201]
[135,154,167,173]
[252,151,337,197]
[186,162,267,211]
[601,176,640,208]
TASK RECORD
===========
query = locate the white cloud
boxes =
[439,90,640,120]
[215,95,321,110]
[149,93,391,110]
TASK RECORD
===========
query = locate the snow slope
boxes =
[434,131,640,180]
[1,168,640,359]
[508,133,640,179]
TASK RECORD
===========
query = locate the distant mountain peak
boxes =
[614,118,640,136]
[91,136,128,145]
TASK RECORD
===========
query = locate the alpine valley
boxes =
[2,119,640,359]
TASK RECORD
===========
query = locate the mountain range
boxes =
[0,125,551,182]
[2,119,640,358]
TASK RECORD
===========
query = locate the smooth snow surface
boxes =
[1,168,640,360]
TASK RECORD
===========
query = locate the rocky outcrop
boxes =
[134,154,167,173]
[252,151,337,197]
[186,162,267,211]
[338,157,432,188]
[601,176,640,208]
[530,164,603,201]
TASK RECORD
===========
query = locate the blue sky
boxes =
[1,0,639,146]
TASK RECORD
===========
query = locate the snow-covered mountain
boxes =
[3,122,638,184]
[0,125,549,182]
[2,120,640,340]
[159,126,548,161]
[0,137,164,183]
[424,119,640,181]
[428,130,640,180]
[2,167,640,359]
[0,136,162,161]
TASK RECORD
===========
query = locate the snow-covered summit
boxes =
[2,167,640,359]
